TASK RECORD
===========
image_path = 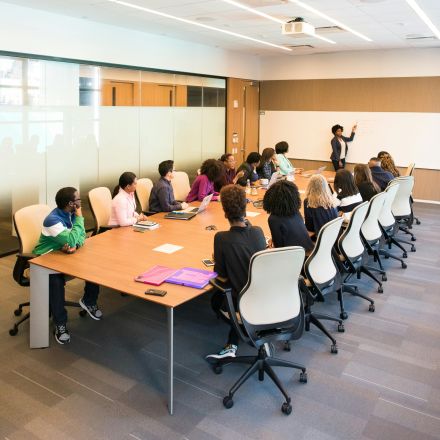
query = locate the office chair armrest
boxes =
[98,225,120,233]
[13,253,36,286]
[299,276,317,300]
[209,278,250,344]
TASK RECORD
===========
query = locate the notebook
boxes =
[165,267,217,289]
[164,194,213,220]
[134,265,178,286]
[134,220,159,230]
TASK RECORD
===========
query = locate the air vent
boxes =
[315,26,345,34]
[283,44,315,53]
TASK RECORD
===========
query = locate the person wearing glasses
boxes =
[149,160,188,212]
[109,171,148,226]
[33,187,102,345]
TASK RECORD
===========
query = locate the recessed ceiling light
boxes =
[287,0,372,42]
[406,0,440,40]
[221,0,336,44]
[106,0,291,51]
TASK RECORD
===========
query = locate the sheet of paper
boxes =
[153,243,183,254]
[246,211,260,217]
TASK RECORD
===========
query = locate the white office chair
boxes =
[360,192,387,288]
[379,181,413,268]
[135,177,153,214]
[304,217,345,354]
[88,187,114,235]
[171,171,190,202]
[209,247,307,415]
[391,175,417,241]
[337,201,376,315]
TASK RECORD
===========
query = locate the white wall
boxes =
[0,2,260,80]
[260,48,440,80]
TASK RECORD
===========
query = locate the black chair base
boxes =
[305,310,343,354]
[10,301,85,336]
[211,345,306,415]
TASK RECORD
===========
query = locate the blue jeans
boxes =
[49,274,99,325]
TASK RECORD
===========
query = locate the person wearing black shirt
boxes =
[206,185,266,362]
[354,163,380,201]
[149,160,188,212]
[236,152,261,186]
[263,180,314,254]
[304,174,338,239]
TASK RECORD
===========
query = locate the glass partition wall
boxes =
[0,55,226,254]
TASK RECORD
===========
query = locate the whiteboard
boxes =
[259,111,440,170]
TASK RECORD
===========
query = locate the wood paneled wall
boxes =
[260,77,440,112]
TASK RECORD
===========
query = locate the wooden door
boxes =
[243,82,259,161]
[102,81,134,106]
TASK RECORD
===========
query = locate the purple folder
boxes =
[165,267,217,289]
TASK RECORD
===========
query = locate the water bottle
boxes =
[245,179,251,194]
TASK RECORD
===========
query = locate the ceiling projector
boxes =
[282,17,315,36]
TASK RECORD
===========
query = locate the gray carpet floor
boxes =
[0,202,439,440]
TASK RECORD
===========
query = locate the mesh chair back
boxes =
[391,176,414,218]
[136,178,153,212]
[14,204,51,254]
[339,202,368,260]
[405,163,415,176]
[305,217,343,285]
[361,192,386,242]
[378,182,400,228]
[88,187,112,233]
[171,171,190,201]
[239,247,304,326]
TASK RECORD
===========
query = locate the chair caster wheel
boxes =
[402,253,408,258]
[411,246,416,252]
[369,304,375,312]
[79,310,87,317]
[299,372,307,383]
[382,275,387,281]
[283,341,291,352]
[340,312,348,320]
[14,308,22,316]
[338,323,345,333]
[378,287,384,293]
[223,396,234,409]
[281,402,292,415]
[213,365,223,375]
[331,344,338,354]
[411,237,416,241]
[9,327,18,336]
[416,220,421,225]
[384,255,389,259]
[401,263,407,269]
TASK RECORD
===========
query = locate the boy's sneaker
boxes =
[54,324,70,345]
[79,298,103,321]
[205,344,237,364]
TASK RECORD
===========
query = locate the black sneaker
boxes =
[205,344,237,364]
[79,298,103,320]
[54,324,70,345]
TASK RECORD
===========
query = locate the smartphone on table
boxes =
[145,288,167,297]
[202,258,215,267]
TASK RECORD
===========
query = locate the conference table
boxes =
[29,169,335,415]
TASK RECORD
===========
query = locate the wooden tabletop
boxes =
[30,170,335,308]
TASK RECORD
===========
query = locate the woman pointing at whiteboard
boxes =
[330,123,357,171]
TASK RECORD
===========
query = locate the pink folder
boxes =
[134,265,178,286]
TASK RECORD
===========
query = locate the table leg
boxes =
[167,306,174,415]
[30,264,57,348]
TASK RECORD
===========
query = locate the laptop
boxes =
[164,193,213,220]
[267,171,282,188]
[302,166,327,177]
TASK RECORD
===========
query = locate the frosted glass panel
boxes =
[202,107,225,160]
[173,108,202,174]
[0,54,225,254]
[98,108,140,189]
[139,107,174,179]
